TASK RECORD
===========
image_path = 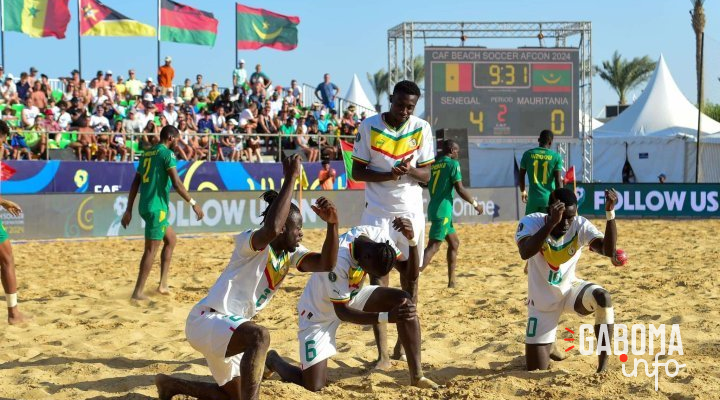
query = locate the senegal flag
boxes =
[80,0,155,37]
[160,0,218,47]
[433,63,472,92]
[3,0,70,39]
[532,64,572,93]
[236,3,299,51]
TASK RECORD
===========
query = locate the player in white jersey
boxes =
[516,187,625,373]
[265,220,438,390]
[155,155,340,400]
[351,80,434,369]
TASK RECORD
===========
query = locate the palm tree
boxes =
[594,51,656,105]
[367,69,388,112]
[691,1,706,112]
[413,56,425,85]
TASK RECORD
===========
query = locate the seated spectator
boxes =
[37,109,61,143]
[317,110,329,132]
[30,81,48,110]
[55,101,73,131]
[175,118,195,161]
[319,123,341,160]
[318,159,336,190]
[21,98,40,129]
[122,109,143,134]
[141,120,159,151]
[62,80,75,102]
[197,110,215,133]
[0,128,11,160]
[115,75,127,99]
[2,106,18,127]
[217,118,237,162]
[249,64,272,95]
[208,83,220,103]
[17,73,31,102]
[181,78,193,102]
[89,105,111,132]
[93,87,108,109]
[96,128,114,162]
[280,117,296,151]
[68,117,95,161]
[257,105,277,134]
[10,130,31,160]
[163,103,178,127]
[211,106,227,132]
[110,119,129,162]
[296,121,319,162]
[342,109,357,131]
[77,79,90,101]
[192,74,208,100]
[238,102,258,133]
[1,75,18,104]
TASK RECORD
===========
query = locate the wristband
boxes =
[189,198,197,206]
[6,292,17,308]
[521,190,527,196]
[378,312,389,323]
[407,237,418,247]
[472,200,478,208]
[606,210,615,220]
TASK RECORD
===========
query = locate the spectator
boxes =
[319,123,341,160]
[295,120,319,162]
[158,56,174,95]
[77,79,90,101]
[115,75,127,99]
[10,129,31,160]
[105,70,115,86]
[2,107,18,127]
[88,78,99,100]
[181,78,193,102]
[56,101,72,131]
[141,120,159,150]
[217,118,237,162]
[175,118,194,161]
[121,109,141,134]
[89,105,111,132]
[126,69,144,98]
[197,110,215,134]
[286,79,303,107]
[318,159,336,190]
[237,102,257,133]
[17,73,31,102]
[27,67,39,86]
[192,74,208,100]
[40,74,53,98]
[658,173,667,184]
[249,64,272,95]
[21,98,40,129]
[317,109,329,132]
[315,73,339,110]
[96,126,114,161]
[0,125,10,159]
[248,81,265,108]
[38,109,60,142]
[208,83,220,103]
[1,75,17,104]
[257,105,276,134]
[94,70,106,88]
[212,106,227,131]
[0,65,4,81]
[280,117,296,151]
[163,101,178,127]
[93,87,108,108]
[69,117,95,160]
[233,59,247,89]
[341,109,357,132]
[111,119,129,162]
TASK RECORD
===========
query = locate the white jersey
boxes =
[351,114,435,216]
[515,213,603,311]
[197,229,310,319]
[297,226,400,325]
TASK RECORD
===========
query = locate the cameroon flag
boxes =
[236,4,299,51]
[433,63,472,92]
[532,64,572,93]
[160,0,218,47]
[80,0,155,37]
[3,0,70,39]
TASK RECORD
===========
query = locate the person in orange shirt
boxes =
[158,56,175,96]
[318,159,336,190]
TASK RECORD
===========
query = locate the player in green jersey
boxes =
[122,125,204,300]
[519,130,564,215]
[421,140,483,288]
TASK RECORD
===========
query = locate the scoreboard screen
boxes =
[425,47,579,139]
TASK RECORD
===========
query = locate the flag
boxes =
[3,0,70,39]
[432,63,472,92]
[563,166,575,184]
[80,0,155,37]
[236,3,299,51]
[532,64,572,93]
[340,140,365,189]
[0,162,16,181]
[161,0,218,47]
[299,165,309,190]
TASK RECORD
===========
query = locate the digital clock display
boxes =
[426,47,579,139]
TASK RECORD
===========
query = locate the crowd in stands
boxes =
[0,59,368,162]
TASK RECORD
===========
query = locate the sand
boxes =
[1,219,718,399]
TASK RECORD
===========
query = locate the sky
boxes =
[2,0,720,116]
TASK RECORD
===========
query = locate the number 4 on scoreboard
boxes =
[469,111,484,133]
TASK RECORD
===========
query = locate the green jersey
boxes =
[520,147,563,213]
[427,155,462,220]
[137,144,177,215]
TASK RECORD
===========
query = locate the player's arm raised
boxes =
[589,189,618,258]
[251,154,301,250]
[121,173,141,228]
[297,197,339,273]
[517,200,565,260]
[393,217,420,281]
[168,164,204,221]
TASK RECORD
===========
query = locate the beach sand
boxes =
[1,219,718,399]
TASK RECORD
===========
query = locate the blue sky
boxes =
[2,0,720,116]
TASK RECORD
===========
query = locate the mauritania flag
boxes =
[432,63,472,92]
[161,0,218,47]
[236,3,299,51]
[80,0,155,37]
[532,64,572,93]
[3,0,70,39]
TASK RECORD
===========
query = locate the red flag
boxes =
[340,140,365,189]
[563,166,575,185]
[0,162,16,181]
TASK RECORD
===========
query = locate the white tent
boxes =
[590,55,720,183]
[344,74,376,115]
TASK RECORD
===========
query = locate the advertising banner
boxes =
[578,184,720,217]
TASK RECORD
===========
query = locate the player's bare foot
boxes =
[391,344,406,361]
[155,374,180,400]
[549,344,569,361]
[157,286,172,295]
[412,376,439,389]
[7,309,30,325]
[448,279,456,289]
[372,357,392,371]
[131,292,149,301]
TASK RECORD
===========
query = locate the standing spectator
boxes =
[105,70,115,86]
[249,64,272,95]
[1,76,17,104]
[126,69,144,99]
[181,78,193,102]
[192,74,208,100]
[95,70,107,88]
[21,98,40,129]
[315,73,339,110]
[17,73,31,102]
[233,59,247,89]
[318,159,336,190]
[158,56,174,95]
[27,67,39,86]
[115,75,127,100]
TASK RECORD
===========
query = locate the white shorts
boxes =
[360,210,425,267]
[185,304,249,386]
[525,280,598,344]
[297,285,378,370]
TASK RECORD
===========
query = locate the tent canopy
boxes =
[344,74,376,114]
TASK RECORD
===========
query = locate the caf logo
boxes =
[328,272,337,282]
[409,138,418,148]
[568,247,576,256]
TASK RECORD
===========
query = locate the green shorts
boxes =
[0,221,8,244]
[140,209,169,240]
[429,217,456,241]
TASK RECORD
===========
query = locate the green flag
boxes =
[235,3,299,51]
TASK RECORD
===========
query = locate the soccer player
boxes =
[122,125,204,300]
[421,139,483,288]
[516,188,623,373]
[0,194,28,325]
[519,129,564,215]
[265,218,437,390]
[351,80,435,369]
[155,155,339,400]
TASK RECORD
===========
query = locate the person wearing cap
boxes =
[105,70,115,86]
[658,173,667,184]
[233,59,247,89]
[158,56,174,96]
[126,69,144,99]
[27,67,39,86]
[38,108,60,144]
[163,95,178,127]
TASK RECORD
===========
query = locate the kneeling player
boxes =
[265,218,438,391]
[516,188,624,373]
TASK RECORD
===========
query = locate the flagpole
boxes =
[1,0,6,68]
[234,2,238,70]
[77,0,82,77]
[157,0,161,75]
